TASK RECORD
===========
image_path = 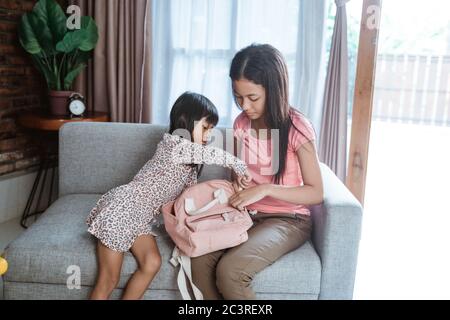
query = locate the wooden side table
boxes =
[18,111,109,228]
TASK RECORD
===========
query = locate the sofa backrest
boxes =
[59,122,231,197]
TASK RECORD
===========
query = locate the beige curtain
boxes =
[70,0,152,123]
[318,0,349,182]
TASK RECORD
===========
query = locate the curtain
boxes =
[293,0,328,139]
[152,0,328,129]
[319,0,349,182]
[70,0,152,123]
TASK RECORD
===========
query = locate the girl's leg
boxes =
[122,235,162,300]
[191,250,226,300]
[90,241,124,300]
[216,215,312,299]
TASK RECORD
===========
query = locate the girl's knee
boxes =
[140,252,162,275]
[216,256,254,299]
[97,272,121,291]
[216,257,241,287]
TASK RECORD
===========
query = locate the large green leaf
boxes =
[28,10,56,55]
[19,12,55,55]
[56,29,88,53]
[33,0,67,43]
[56,16,98,54]
[19,13,42,55]
[78,16,99,52]
[64,63,86,90]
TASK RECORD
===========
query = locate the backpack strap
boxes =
[185,188,229,216]
[170,247,204,300]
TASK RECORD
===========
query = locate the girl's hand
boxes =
[229,184,269,211]
[232,180,242,193]
[235,170,252,191]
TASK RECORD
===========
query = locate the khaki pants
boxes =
[191,213,312,300]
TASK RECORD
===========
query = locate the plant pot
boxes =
[48,91,73,116]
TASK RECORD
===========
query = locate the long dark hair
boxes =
[169,91,218,135]
[168,91,219,177]
[230,44,308,184]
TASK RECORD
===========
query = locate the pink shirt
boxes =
[233,109,316,216]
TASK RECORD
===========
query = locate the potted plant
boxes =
[18,0,98,116]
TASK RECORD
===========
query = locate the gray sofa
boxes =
[3,122,363,300]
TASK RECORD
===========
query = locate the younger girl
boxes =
[86,92,250,300]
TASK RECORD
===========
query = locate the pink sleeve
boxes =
[290,113,316,152]
[233,112,247,140]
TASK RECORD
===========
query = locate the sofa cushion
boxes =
[4,194,321,296]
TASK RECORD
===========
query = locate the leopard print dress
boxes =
[86,133,247,252]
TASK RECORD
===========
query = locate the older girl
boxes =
[192,44,324,299]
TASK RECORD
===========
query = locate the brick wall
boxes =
[0,0,67,177]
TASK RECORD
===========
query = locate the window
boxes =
[152,0,317,127]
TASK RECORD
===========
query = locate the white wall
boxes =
[0,167,59,224]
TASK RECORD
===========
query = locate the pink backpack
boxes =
[161,179,254,299]
[162,179,253,257]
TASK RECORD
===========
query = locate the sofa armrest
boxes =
[311,163,363,300]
